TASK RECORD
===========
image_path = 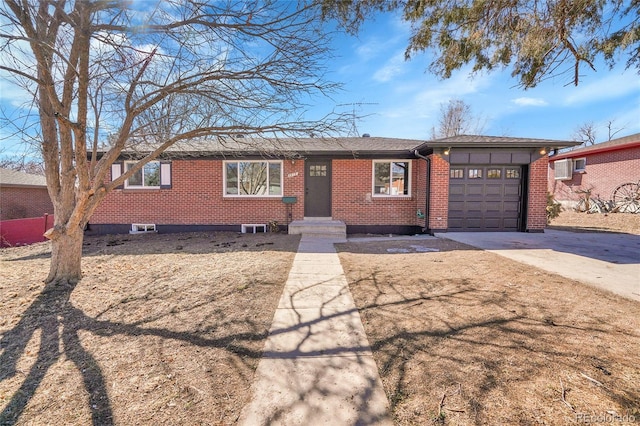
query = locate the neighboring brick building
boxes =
[548,133,640,210]
[89,135,574,235]
[0,168,53,220]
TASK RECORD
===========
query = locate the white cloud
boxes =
[372,52,406,82]
[563,70,640,105]
[512,97,548,107]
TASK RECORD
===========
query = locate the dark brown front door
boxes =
[304,160,332,217]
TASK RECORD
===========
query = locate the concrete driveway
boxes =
[436,229,640,302]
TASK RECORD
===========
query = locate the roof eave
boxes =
[549,140,640,161]
[420,141,579,149]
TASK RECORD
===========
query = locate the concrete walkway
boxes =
[238,236,392,425]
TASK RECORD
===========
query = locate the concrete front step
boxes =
[288,219,346,240]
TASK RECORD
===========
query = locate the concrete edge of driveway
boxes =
[435,231,640,302]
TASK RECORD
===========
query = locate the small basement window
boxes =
[574,157,586,172]
[130,223,157,234]
[241,224,266,233]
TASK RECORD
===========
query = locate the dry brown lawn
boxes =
[549,211,640,235]
[1,212,639,425]
[0,232,299,425]
[337,228,640,425]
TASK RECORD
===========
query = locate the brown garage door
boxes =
[448,165,523,231]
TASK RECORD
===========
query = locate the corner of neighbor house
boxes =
[548,132,640,210]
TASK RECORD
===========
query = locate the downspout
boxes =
[413,150,431,233]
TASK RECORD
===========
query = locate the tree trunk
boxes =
[46,228,84,285]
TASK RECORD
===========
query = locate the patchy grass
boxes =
[0,232,299,425]
[337,238,640,425]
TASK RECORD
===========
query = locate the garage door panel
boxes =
[485,184,503,196]
[502,201,520,213]
[484,218,503,229]
[485,206,503,215]
[448,218,465,228]
[449,185,465,196]
[465,218,483,229]
[504,185,521,197]
[448,165,523,231]
[504,218,519,228]
[466,184,484,196]
[448,201,465,211]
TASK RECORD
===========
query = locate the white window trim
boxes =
[130,223,157,234]
[124,161,161,189]
[223,160,283,197]
[574,157,587,173]
[372,160,412,198]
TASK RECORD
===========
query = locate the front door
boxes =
[304,160,332,217]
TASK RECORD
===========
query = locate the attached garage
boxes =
[416,136,579,233]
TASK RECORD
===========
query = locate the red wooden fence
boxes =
[0,214,54,247]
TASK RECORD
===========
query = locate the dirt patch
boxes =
[337,238,640,425]
[0,232,300,425]
[549,211,640,235]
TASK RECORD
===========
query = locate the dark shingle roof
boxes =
[118,136,425,159]
[110,134,581,159]
[0,168,47,187]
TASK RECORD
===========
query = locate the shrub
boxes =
[546,192,562,223]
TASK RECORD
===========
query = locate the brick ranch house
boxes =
[548,132,640,210]
[0,168,54,221]
[88,135,576,236]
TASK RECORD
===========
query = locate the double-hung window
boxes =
[124,161,161,189]
[373,160,410,196]
[224,160,282,196]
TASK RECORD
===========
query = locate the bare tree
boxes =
[430,99,484,139]
[0,0,345,284]
[605,120,624,141]
[572,119,625,146]
[572,121,598,146]
[0,157,45,175]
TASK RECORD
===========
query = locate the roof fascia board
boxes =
[549,141,640,161]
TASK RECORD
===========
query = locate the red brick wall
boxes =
[331,159,419,226]
[549,147,640,204]
[91,158,423,229]
[0,186,54,220]
[91,159,305,226]
[527,155,549,231]
[428,154,449,231]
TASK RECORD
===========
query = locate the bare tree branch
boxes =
[0,0,347,284]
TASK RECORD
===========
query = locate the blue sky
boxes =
[1,5,638,161]
[320,12,640,142]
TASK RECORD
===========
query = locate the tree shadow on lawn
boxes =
[3,232,300,263]
[0,278,267,425]
[345,268,640,424]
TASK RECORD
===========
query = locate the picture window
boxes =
[373,161,411,196]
